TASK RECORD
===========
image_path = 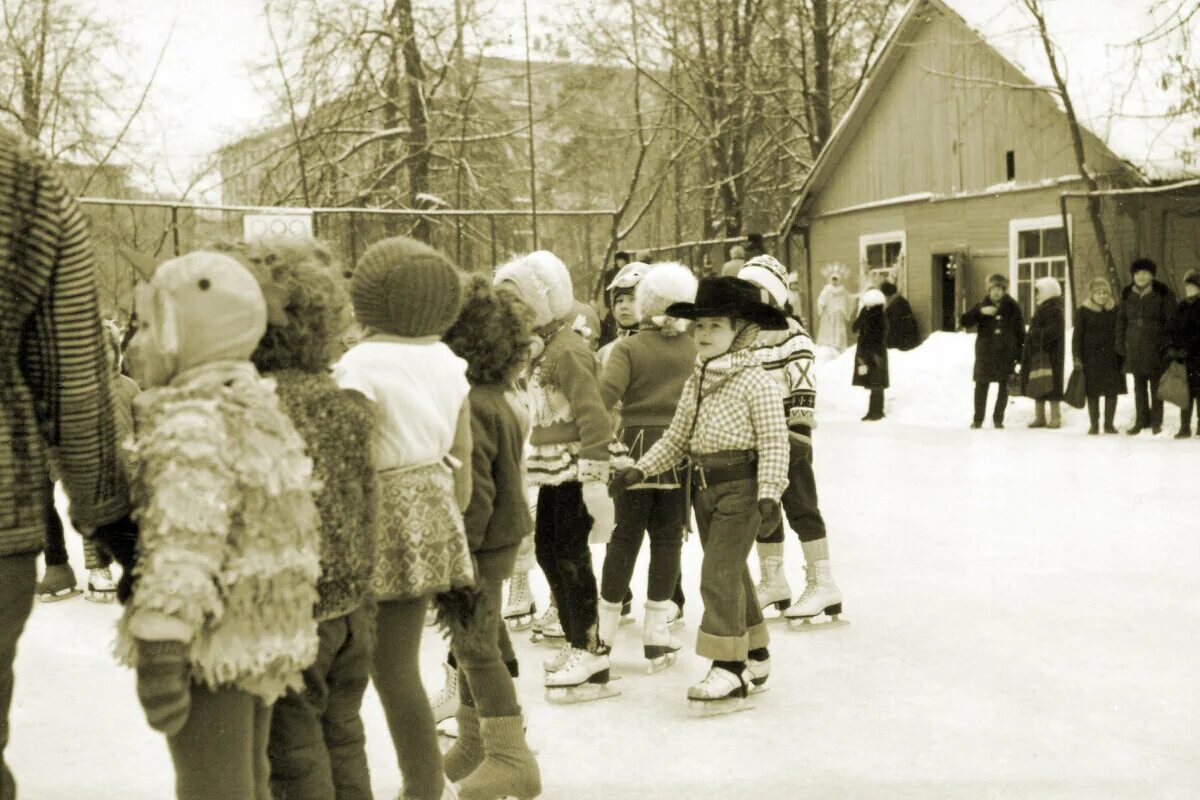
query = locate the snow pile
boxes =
[815,331,1139,429]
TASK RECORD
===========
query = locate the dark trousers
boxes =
[268,603,375,800]
[168,685,273,800]
[973,381,1010,425]
[0,555,35,800]
[757,441,826,545]
[693,479,768,661]
[1086,394,1118,429]
[42,485,68,567]
[1181,394,1200,432]
[449,560,522,719]
[867,389,885,418]
[1131,374,1164,429]
[535,482,599,650]
[600,487,685,604]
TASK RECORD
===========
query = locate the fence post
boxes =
[455,216,463,267]
[490,215,498,268]
[171,206,180,256]
[349,211,358,276]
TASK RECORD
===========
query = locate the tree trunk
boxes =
[810,0,833,158]
[393,0,431,241]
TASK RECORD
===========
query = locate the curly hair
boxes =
[208,237,350,373]
[443,274,533,386]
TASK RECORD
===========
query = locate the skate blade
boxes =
[544,682,620,704]
[687,696,754,718]
[85,590,116,603]
[785,615,849,631]
[506,615,534,632]
[36,588,82,603]
[530,631,565,644]
[646,652,678,674]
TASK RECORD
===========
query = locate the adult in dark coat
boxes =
[1166,269,1200,437]
[961,274,1025,428]
[1022,277,1066,428]
[1072,276,1126,435]
[1115,258,1177,434]
[852,288,889,421]
[880,281,920,351]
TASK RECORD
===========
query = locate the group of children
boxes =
[57,234,849,799]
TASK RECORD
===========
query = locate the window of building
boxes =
[1009,215,1071,322]
[859,231,907,291]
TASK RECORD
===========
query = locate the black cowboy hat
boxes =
[666,276,788,330]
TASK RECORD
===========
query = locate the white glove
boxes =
[582,481,615,545]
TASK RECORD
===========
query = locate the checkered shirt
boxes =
[637,351,789,501]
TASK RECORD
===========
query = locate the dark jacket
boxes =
[884,293,920,351]
[1116,280,1176,377]
[464,383,533,578]
[1072,305,1126,398]
[1166,295,1200,394]
[961,295,1025,383]
[1023,296,1066,401]
[851,305,889,389]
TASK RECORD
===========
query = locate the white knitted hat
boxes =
[861,288,886,308]
[493,250,574,328]
[738,255,790,308]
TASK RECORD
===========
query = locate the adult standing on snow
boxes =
[1116,258,1177,435]
[880,281,919,351]
[852,289,889,421]
[961,275,1025,429]
[1022,277,1066,429]
[1073,277,1125,435]
[1166,270,1200,438]
[0,128,135,799]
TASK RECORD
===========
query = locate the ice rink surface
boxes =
[9,334,1198,798]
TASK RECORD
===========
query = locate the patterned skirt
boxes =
[372,463,475,602]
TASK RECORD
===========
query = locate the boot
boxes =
[36,563,80,602]
[784,559,843,622]
[1046,401,1062,429]
[444,704,484,782]
[642,599,681,667]
[597,598,623,651]
[752,541,791,612]
[456,715,541,800]
[429,660,460,725]
[1028,400,1047,429]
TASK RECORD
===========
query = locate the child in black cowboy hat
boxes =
[611,276,790,715]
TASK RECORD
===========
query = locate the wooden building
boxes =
[783,0,1199,337]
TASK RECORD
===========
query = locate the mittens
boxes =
[608,467,645,498]
[135,639,192,737]
[582,481,615,545]
[757,499,782,534]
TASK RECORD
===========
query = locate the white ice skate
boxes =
[544,649,619,704]
[687,665,753,718]
[664,599,684,628]
[642,600,681,674]
[754,544,792,615]
[542,642,572,673]
[503,572,536,632]
[620,595,635,626]
[530,604,564,644]
[429,661,460,732]
[784,560,846,630]
[744,655,770,693]
[85,566,117,603]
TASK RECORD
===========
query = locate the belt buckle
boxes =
[693,463,709,490]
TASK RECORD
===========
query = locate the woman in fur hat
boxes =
[1166,269,1200,437]
[333,236,474,800]
[597,262,697,671]
[852,289,889,421]
[493,251,616,701]
[1073,277,1125,435]
[1022,277,1066,429]
[612,276,789,713]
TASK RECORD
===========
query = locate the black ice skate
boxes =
[544,649,620,704]
[687,665,754,718]
[36,564,81,602]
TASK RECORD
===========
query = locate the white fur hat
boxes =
[1035,276,1062,302]
[861,288,886,308]
[635,262,698,325]
[493,250,574,328]
[738,255,790,308]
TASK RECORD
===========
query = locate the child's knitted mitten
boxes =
[135,639,192,736]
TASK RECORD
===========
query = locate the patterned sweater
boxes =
[273,370,376,622]
[637,347,789,501]
[526,322,612,485]
[0,128,129,556]
[749,317,817,445]
[118,362,321,703]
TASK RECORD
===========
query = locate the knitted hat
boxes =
[1130,258,1157,276]
[635,262,698,325]
[1183,269,1200,290]
[351,237,462,337]
[130,251,267,385]
[861,288,886,308]
[987,274,1009,290]
[493,250,574,328]
[738,255,790,309]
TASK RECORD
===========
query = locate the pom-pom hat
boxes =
[738,255,790,309]
[666,276,787,330]
[351,236,462,337]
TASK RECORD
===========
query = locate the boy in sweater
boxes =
[612,276,789,712]
[738,257,843,627]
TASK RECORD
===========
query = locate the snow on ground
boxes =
[9,333,1199,799]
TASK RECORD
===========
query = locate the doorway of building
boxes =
[932,253,957,331]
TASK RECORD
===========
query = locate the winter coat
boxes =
[885,293,920,351]
[1022,296,1065,401]
[851,306,889,389]
[1166,296,1200,394]
[1115,280,1177,377]
[1072,305,1126,398]
[961,295,1025,383]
